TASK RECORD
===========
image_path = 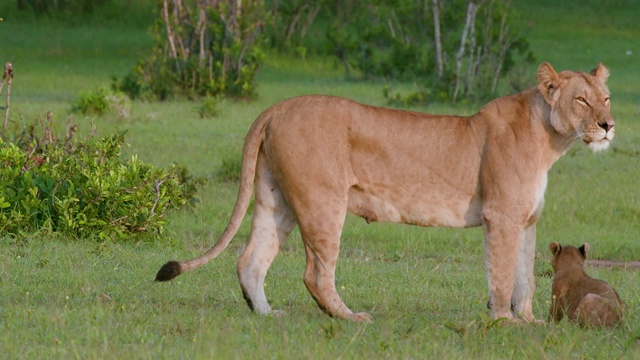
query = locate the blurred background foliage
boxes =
[6,0,534,104]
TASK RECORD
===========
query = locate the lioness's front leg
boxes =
[483,209,522,320]
[511,224,538,322]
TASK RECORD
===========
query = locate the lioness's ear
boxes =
[579,243,590,259]
[591,63,610,82]
[537,62,561,104]
[549,242,562,255]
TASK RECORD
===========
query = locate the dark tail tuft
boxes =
[155,261,182,281]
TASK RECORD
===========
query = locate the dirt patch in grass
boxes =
[587,259,640,270]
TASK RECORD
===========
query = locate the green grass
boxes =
[2,0,640,358]
[2,236,640,359]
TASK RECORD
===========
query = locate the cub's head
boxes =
[549,242,589,273]
[537,62,614,152]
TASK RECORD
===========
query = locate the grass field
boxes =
[1,1,640,358]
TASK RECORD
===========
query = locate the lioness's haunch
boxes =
[156,62,615,323]
[548,243,625,327]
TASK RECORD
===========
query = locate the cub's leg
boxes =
[237,155,297,315]
[576,293,622,327]
[483,210,522,321]
[511,224,538,322]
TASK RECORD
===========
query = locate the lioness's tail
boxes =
[155,112,270,282]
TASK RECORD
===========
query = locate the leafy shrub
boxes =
[16,0,110,15]
[198,96,221,119]
[11,0,155,27]
[72,88,109,116]
[0,118,206,239]
[113,0,265,100]
[316,0,535,104]
[215,156,242,184]
[72,88,131,118]
[104,91,132,118]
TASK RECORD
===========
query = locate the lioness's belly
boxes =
[347,186,483,228]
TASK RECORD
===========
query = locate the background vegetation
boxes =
[1,0,639,358]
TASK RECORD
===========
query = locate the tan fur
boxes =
[548,242,625,327]
[156,62,615,323]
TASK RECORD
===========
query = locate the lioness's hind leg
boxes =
[237,156,296,315]
[297,204,372,322]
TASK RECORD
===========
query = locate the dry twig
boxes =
[1,62,14,139]
[149,179,167,217]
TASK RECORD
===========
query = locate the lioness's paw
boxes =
[347,312,373,323]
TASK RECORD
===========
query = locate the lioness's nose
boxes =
[598,119,615,132]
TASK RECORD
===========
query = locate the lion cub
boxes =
[548,242,625,327]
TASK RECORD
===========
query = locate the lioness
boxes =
[548,242,625,327]
[156,62,615,323]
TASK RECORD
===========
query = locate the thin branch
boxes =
[21,115,48,172]
[2,62,14,139]
[50,177,66,209]
[149,179,167,217]
[46,111,55,144]
[64,116,78,152]
[300,4,320,39]
[283,2,309,44]
[0,62,8,94]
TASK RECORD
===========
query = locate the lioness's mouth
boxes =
[586,138,611,152]
[582,128,614,152]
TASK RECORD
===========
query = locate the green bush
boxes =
[197,95,221,119]
[72,88,131,118]
[72,88,109,116]
[113,0,265,100]
[265,1,536,104]
[0,122,206,240]
[215,156,242,184]
[16,0,110,15]
[9,0,155,27]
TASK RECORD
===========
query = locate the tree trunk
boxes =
[431,0,443,80]
[453,1,478,101]
[465,2,479,94]
[491,8,512,94]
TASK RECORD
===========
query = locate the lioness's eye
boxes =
[576,97,588,105]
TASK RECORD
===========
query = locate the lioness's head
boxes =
[537,63,614,152]
[549,242,589,273]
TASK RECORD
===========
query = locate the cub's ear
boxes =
[590,63,610,82]
[549,242,562,255]
[537,62,561,104]
[579,243,590,259]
